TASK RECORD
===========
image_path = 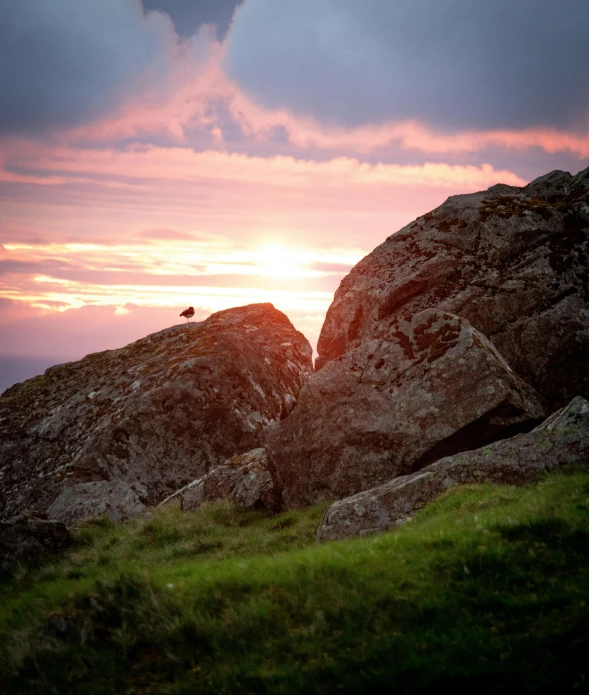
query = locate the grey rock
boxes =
[159,448,277,511]
[317,396,589,542]
[0,516,72,574]
[316,167,589,412]
[267,309,544,508]
[47,480,151,526]
[0,303,312,520]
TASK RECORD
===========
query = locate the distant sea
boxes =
[0,355,78,395]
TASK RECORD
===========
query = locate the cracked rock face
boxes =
[317,396,589,542]
[316,167,589,412]
[266,309,544,509]
[0,303,312,520]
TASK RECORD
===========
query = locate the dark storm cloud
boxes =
[142,0,244,40]
[225,0,589,132]
[0,0,176,136]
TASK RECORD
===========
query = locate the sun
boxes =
[254,245,312,280]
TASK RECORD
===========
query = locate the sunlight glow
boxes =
[254,246,316,280]
[0,239,365,322]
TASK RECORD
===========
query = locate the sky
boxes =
[1,0,588,371]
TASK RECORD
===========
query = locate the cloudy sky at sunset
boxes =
[1,0,588,378]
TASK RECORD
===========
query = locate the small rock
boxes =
[0,516,72,574]
[159,448,279,511]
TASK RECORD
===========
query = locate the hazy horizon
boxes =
[0,354,79,395]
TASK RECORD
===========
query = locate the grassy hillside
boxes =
[1,469,589,694]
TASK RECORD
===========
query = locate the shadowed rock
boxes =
[316,167,589,412]
[0,516,72,574]
[159,448,277,511]
[317,396,589,542]
[267,309,544,509]
[0,303,312,520]
[47,480,151,526]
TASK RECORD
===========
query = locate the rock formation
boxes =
[0,303,312,521]
[2,167,587,541]
[316,167,589,412]
[159,448,277,512]
[317,396,589,542]
[266,309,544,508]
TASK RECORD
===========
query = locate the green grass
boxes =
[1,470,589,694]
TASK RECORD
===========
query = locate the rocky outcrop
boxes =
[316,167,589,412]
[317,396,589,542]
[0,516,72,574]
[266,309,544,508]
[0,303,312,520]
[47,481,151,526]
[159,448,277,511]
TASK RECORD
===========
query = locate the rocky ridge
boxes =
[0,303,312,521]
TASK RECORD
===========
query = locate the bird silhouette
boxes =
[180,306,195,322]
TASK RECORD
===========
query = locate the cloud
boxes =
[0,0,196,136]
[0,258,76,276]
[142,0,243,40]
[225,0,589,132]
[0,143,526,190]
[138,227,198,241]
[0,140,529,252]
[227,92,589,158]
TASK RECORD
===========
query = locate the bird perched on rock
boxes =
[179,306,195,322]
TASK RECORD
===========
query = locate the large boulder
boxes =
[47,481,151,526]
[0,516,72,574]
[316,167,589,412]
[159,448,278,511]
[317,396,589,542]
[266,309,544,509]
[0,303,312,520]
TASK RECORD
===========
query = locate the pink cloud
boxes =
[0,140,527,261]
[138,227,199,241]
[0,142,526,189]
[228,90,589,158]
[66,26,231,143]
